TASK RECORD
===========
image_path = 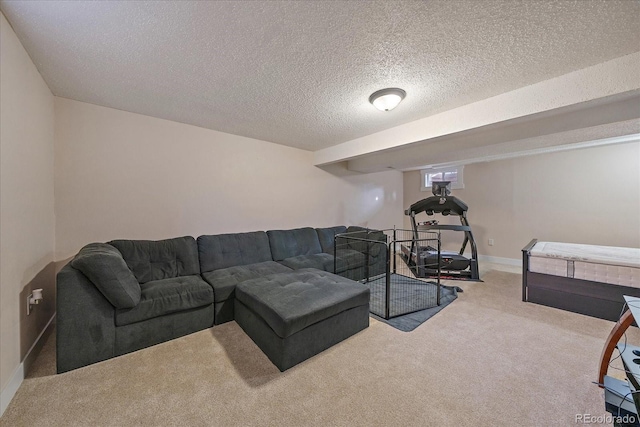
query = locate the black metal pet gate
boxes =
[334,228,442,319]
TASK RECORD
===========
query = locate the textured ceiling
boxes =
[345,91,640,172]
[1,1,639,151]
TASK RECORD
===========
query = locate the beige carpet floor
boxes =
[1,269,635,427]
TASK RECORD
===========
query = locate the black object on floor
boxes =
[370,284,461,332]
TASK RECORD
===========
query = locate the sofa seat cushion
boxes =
[201,261,292,303]
[278,253,334,272]
[71,243,141,309]
[109,236,200,284]
[235,269,370,339]
[115,275,213,326]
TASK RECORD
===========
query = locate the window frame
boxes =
[420,165,464,192]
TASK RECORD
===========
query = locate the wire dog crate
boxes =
[334,228,442,319]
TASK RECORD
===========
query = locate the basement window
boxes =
[420,166,464,191]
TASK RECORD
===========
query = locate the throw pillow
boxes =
[71,243,141,308]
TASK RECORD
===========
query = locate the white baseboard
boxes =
[460,252,520,267]
[478,255,521,267]
[0,313,55,417]
[0,362,24,417]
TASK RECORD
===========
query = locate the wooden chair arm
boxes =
[598,309,635,387]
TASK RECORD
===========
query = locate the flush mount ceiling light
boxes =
[369,88,406,111]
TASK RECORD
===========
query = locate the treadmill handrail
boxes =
[417,224,471,232]
[405,195,469,217]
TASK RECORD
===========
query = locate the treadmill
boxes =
[403,181,480,281]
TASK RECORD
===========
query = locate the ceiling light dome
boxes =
[369,88,406,111]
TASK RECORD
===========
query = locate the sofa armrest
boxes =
[56,263,116,373]
[366,231,387,257]
[368,245,388,277]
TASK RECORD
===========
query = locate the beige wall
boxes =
[0,13,56,394]
[404,141,640,259]
[54,98,404,260]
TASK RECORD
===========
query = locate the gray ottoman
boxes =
[234,268,370,371]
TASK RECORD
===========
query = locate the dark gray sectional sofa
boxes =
[57,226,386,373]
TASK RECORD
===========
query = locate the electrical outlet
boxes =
[488,239,495,246]
[26,289,43,315]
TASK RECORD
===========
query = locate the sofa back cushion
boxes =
[344,226,368,252]
[108,236,199,284]
[197,231,273,272]
[267,227,322,261]
[315,226,347,253]
[71,243,141,309]
[364,229,387,257]
[344,226,387,256]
